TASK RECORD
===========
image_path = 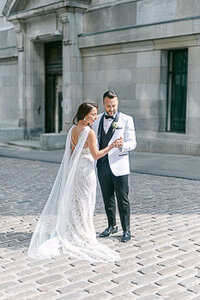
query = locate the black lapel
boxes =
[97,113,105,144]
[109,111,120,139]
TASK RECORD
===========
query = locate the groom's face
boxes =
[103,96,119,116]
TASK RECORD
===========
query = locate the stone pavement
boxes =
[0,156,200,299]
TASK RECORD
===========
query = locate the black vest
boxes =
[97,113,119,164]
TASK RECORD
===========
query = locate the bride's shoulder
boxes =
[88,128,96,138]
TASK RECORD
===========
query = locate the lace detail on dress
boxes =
[62,147,120,262]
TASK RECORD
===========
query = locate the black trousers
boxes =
[97,158,130,232]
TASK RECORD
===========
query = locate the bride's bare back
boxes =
[71,124,119,160]
[71,125,89,150]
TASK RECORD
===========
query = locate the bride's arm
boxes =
[87,129,115,160]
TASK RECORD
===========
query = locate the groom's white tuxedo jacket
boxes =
[93,112,137,176]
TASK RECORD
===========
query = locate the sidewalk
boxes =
[0,145,200,180]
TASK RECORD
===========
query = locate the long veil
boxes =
[28,125,91,259]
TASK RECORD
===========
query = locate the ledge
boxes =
[78,17,200,49]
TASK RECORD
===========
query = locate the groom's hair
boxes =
[103,90,118,102]
[73,102,99,124]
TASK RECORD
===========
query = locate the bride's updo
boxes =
[73,102,99,125]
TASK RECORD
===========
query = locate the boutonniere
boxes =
[112,122,122,130]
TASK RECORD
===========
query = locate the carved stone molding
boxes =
[60,13,72,45]
[13,20,25,52]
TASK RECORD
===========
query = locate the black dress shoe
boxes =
[121,231,131,243]
[99,226,118,237]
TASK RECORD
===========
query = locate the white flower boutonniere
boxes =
[112,122,122,130]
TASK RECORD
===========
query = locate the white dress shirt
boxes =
[103,112,117,134]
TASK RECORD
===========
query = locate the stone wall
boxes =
[0,0,18,129]
[81,0,200,155]
[82,47,163,133]
[0,58,18,127]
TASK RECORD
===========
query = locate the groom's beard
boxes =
[105,110,117,116]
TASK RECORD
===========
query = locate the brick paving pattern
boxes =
[0,156,200,299]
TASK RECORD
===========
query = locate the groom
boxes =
[93,90,137,243]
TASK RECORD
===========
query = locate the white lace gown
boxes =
[28,126,120,262]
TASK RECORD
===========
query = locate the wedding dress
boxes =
[28,125,120,262]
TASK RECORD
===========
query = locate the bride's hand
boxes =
[112,138,123,148]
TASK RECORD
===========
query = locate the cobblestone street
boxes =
[0,156,200,299]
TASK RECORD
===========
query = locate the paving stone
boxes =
[138,264,163,274]
[36,274,63,285]
[112,272,138,284]
[107,282,135,296]
[138,295,161,300]
[156,283,184,296]
[157,249,184,259]
[68,271,95,282]
[57,291,89,300]
[57,281,91,294]
[5,290,39,300]
[5,282,39,296]
[188,284,200,294]
[136,251,157,260]
[178,257,200,268]
[157,265,183,276]
[112,293,138,300]
[164,290,195,300]
[176,268,198,278]
[88,272,114,283]
[92,264,118,274]
[176,251,200,261]
[0,275,16,282]
[132,284,159,296]
[85,280,116,293]
[0,281,18,289]
[132,273,161,286]
[37,279,69,293]
[64,265,91,275]
[18,272,45,283]
[178,276,200,288]
[155,276,180,287]
[82,292,112,299]
[17,267,43,276]
[137,257,158,266]
[157,258,180,267]
[112,263,139,274]
[29,292,59,299]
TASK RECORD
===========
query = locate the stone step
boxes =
[5,140,40,150]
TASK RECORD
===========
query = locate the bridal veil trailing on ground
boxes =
[28,126,120,262]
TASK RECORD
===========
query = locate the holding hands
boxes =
[112,137,123,149]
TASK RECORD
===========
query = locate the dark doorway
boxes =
[167,49,188,133]
[45,41,62,133]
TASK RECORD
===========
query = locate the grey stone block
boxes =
[40,133,67,150]
[0,128,24,142]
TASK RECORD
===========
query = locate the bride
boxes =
[28,102,120,262]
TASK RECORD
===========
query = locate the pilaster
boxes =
[13,20,26,127]
[60,11,83,130]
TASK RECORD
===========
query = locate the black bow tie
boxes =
[105,115,114,119]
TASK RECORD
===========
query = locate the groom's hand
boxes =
[115,137,123,149]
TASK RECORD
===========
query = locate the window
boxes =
[167,49,188,133]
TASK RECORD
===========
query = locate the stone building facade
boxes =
[0,0,200,155]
